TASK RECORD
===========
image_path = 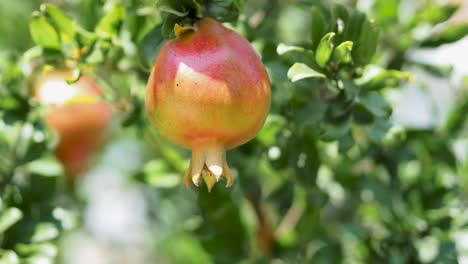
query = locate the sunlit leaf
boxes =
[315,32,335,68]
[332,41,353,65]
[31,223,59,243]
[287,63,326,82]
[0,208,23,233]
[96,4,124,38]
[421,23,468,47]
[41,4,77,42]
[30,13,60,49]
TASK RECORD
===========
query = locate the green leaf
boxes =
[79,0,102,31]
[0,250,19,264]
[343,10,366,43]
[409,4,459,27]
[156,0,189,17]
[0,208,23,233]
[31,223,59,243]
[410,61,453,78]
[30,13,60,49]
[205,1,241,22]
[66,68,82,84]
[310,7,327,51]
[361,69,412,90]
[15,242,57,258]
[26,157,63,177]
[315,32,335,68]
[41,4,77,42]
[332,4,349,26]
[367,118,392,143]
[122,95,143,127]
[197,186,246,263]
[52,208,80,230]
[331,3,349,42]
[96,4,124,38]
[276,43,305,55]
[142,160,180,188]
[338,132,354,153]
[357,92,391,118]
[352,19,379,66]
[372,0,399,25]
[332,41,353,65]
[15,122,51,167]
[320,117,351,141]
[287,63,326,82]
[257,115,286,145]
[85,42,105,64]
[421,23,468,47]
[161,13,184,39]
[353,103,374,124]
[138,24,165,70]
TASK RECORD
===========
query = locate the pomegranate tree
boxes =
[35,71,112,180]
[146,18,271,191]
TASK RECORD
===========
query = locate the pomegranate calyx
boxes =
[174,23,197,38]
[183,144,234,192]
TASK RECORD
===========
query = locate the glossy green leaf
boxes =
[276,43,305,55]
[79,0,102,31]
[315,32,335,68]
[257,115,286,145]
[0,250,19,264]
[320,117,352,141]
[331,3,349,43]
[409,4,459,27]
[26,157,63,177]
[65,68,82,84]
[287,63,326,82]
[332,4,349,26]
[338,132,354,153]
[29,13,60,49]
[15,242,57,258]
[310,7,327,51]
[31,223,59,243]
[372,0,399,25]
[357,92,391,118]
[197,187,246,263]
[142,160,180,188]
[352,19,379,66]
[343,10,366,43]
[156,0,189,17]
[41,4,77,42]
[332,41,353,65]
[205,1,240,22]
[138,24,165,69]
[96,4,124,38]
[361,69,412,90]
[0,208,23,233]
[421,23,468,47]
[84,43,105,64]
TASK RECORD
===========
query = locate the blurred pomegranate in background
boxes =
[146,18,271,191]
[35,71,112,180]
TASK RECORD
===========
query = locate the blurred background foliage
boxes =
[0,0,468,263]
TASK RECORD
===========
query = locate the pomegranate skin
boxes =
[146,18,271,190]
[35,71,112,180]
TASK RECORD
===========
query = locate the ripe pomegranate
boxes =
[145,18,271,191]
[35,71,112,180]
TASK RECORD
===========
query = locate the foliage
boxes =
[0,0,467,263]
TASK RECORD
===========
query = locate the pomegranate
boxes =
[145,18,271,191]
[35,71,112,180]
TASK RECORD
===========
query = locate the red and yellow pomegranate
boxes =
[35,71,112,180]
[145,18,271,191]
